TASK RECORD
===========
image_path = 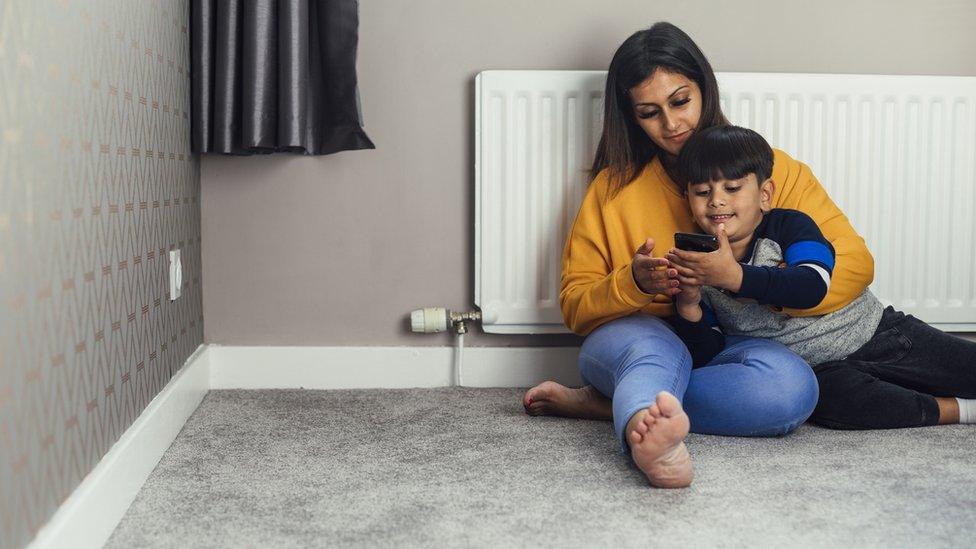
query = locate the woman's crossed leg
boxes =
[523,314,819,487]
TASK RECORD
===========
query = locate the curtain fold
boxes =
[191,0,374,155]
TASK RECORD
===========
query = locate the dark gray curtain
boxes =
[191,0,375,155]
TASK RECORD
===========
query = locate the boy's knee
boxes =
[809,363,872,425]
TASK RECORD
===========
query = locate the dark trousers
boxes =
[811,306,976,429]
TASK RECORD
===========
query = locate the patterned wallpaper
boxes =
[0,1,203,547]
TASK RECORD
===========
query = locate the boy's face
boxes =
[686,174,774,244]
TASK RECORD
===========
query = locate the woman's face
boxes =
[628,69,702,157]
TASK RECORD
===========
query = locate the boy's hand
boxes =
[671,270,701,306]
[671,270,703,322]
[665,224,744,292]
[631,238,680,296]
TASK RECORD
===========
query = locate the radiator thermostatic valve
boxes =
[410,307,481,387]
[410,307,482,334]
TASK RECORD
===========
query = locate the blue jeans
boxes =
[579,314,819,453]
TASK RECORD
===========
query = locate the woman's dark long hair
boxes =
[592,22,728,196]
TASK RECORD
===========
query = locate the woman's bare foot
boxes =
[522,381,612,420]
[626,391,693,488]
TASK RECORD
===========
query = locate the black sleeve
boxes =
[737,210,834,309]
[738,264,830,309]
[672,301,725,368]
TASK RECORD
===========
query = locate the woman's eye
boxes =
[672,98,690,107]
[637,111,658,119]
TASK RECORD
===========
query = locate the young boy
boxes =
[666,125,976,429]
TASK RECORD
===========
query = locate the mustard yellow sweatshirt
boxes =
[559,148,875,336]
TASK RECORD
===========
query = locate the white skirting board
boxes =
[26,344,582,549]
[28,344,211,549]
[207,345,582,389]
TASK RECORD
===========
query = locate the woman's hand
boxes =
[665,224,744,292]
[632,238,680,296]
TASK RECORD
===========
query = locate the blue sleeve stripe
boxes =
[785,240,834,271]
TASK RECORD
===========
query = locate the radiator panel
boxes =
[475,71,976,333]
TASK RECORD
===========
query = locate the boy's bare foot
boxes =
[522,381,612,421]
[626,391,693,488]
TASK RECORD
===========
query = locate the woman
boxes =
[522,22,874,488]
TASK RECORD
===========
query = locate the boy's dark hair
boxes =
[676,125,773,186]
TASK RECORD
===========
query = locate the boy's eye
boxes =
[725,186,741,193]
[693,188,710,197]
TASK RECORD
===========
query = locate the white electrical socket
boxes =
[169,249,182,301]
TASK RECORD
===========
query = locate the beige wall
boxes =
[201,0,976,346]
[0,1,202,547]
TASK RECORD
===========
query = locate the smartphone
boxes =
[674,232,719,253]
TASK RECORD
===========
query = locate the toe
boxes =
[524,381,553,407]
[628,428,643,446]
[642,412,655,427]
[648,403,661,418]
[655,391,683,418]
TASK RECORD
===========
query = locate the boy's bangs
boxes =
[677,125,774,185]
[685,149,763,185]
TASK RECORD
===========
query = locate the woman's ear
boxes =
[760,178,776,212]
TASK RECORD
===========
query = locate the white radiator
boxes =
[475,71,976,334]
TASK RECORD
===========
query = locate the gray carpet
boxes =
[106,388,976,548]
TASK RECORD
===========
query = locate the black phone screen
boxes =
[674,232,719,253]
